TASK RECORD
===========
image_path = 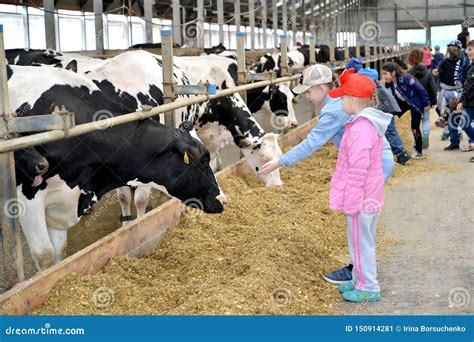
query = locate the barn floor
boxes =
[338,115,474,315]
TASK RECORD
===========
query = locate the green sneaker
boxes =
[342,289,381,302]
[422,134,429,149]
[338,282,355,293]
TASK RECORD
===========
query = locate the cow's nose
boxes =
[216,194,229,208]
[288,121,299,128]
[36,160,49,175]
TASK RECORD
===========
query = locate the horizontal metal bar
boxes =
[0,74,300,154]
[175,84,210,96]
[7,113,75,134]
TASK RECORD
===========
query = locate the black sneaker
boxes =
[396,152,411,165]
[470,156,474,163]
[444,144,460,151]
[323,264,353,284]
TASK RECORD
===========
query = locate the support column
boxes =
[144,0,153,43]
[261,0,267,48]
[173,0,182,45]
[249,0,255,49]
[217,0,224,43]
[272,0,278,48]
[44,0,56,50]
[93,0,104,53]
[197,0,204,48]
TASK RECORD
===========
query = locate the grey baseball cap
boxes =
[292,64,333,94]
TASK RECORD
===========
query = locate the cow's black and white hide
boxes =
[7,65,226,270]
[198,55,298,129]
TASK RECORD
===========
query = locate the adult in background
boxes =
[458,40,474,160]
[431,46,444,88]
[432,40,470,150]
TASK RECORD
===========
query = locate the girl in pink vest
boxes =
[327,70,392,302]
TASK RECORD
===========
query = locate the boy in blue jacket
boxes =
[258,64,394,284]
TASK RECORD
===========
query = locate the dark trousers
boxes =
[397,100,423,153]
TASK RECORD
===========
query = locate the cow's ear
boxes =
[174,134,201,163]
[179,120,193,132]
[65,60,78,73]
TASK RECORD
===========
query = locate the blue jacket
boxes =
[279,96,392,169]
[385,74,430,114]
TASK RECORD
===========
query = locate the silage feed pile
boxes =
[35,144,352,315]
[34,112,455,315]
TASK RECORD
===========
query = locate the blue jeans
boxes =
[462,108,474,143]
[449,108,474,146]
[385,116,405,156]
[422,110,430,136]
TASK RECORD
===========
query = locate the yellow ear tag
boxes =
[183,151,190,164]
[270,92,274,101]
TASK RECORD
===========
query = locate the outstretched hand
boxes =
[258,159,281,175]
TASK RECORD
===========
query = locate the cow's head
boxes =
[264,83,298,129]
[256,54,276,73]
[241,133,283,187]
[150,121,226,213]
[15,147,49,190]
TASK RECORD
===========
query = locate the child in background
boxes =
[382,62,430,159]
[327,70,392,302]
[358,67,411,165]
[407,48,437,149]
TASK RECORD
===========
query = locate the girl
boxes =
[382,62,430,159]
[407,48,437,149]
[327,69,392,302]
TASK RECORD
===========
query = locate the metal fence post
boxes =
[309,36,316,65]
[0,25,25,290]
[161,29,176,128]
[280,34,290,76]
[236,31,247,103]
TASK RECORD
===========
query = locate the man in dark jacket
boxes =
[458,40,474,162]
[433,40,470,149]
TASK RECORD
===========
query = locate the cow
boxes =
[202,43,237,60]
[196,55,298,129]
[6,48,106,73]
[14,148,49,195]
[7,64,226,270]
[7,49,282,215]
[78,51,282,223]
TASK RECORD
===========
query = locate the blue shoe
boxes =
[343,289,381,302]
[338,282,355,293]
[323,265,352,284]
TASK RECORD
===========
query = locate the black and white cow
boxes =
[196,55,298,129]
[8,64,226,270]
[14,148,49,194]
[202,43,237,60]
[6,48,106,73]
[78,51,282,223]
